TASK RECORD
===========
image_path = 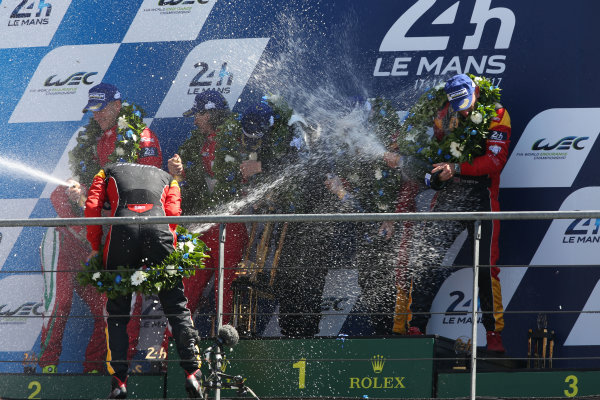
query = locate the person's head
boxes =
[444,74,480,116]
[82,83,122,131]
[240,102,274,151]
[183,90,229,133]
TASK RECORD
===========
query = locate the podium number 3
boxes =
[293,358,306,389]
[564,375,578,397]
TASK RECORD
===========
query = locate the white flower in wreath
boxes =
[224,155,236,163]
[450,142,465,158]
[348,173,359,183]
[117,116,129,130]
[267,94,282,105]
[248,152,258,161]
[131,270,147,286]
[115,147,125,156]
[165,265,178,276]
[131,134,137,142]
[434,82,446,90]
[92,272,101,281]
[473,76,483,84]
[470,111,483,125]
[374,169,383,180]
[377,202,389,211]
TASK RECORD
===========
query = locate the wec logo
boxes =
[44,72,97,87]
[158,0,208,5]
[380,0,515,52]
[11,0,52,19]
[531,136,589,151]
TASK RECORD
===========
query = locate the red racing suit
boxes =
[183,133,247,325]
[399,102,511,334]
[39,123,162,373]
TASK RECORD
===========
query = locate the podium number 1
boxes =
[293,358,306,389]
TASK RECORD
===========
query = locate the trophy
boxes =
[453,336,472,370]
[232,221,288,337]
[527,313,555,368]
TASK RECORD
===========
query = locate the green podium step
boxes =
[166,336,436,399]
[0,373,164,399]
[438,370,600,398]
[0,336,556,399]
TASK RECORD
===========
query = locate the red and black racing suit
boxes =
[39,124,162,373]
[85,163,197,381]
[406,102,511,334]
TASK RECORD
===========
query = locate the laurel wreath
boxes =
[68,102,146,187]
[178,95,299,214]
[77,227,209,299]
[397,74,501,164]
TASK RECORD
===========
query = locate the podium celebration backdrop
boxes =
[0,0,599,372]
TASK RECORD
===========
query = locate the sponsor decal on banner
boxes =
[501,109,600,188]
[9,44,120,123]
[0,0,72,49]
[155,38,269,118]
[426,266,522,342]
[531,187,600,266]
[422,230,487,340]
[374,0,515,86]
[349,355,407,389]
[123,0,216,43]
[424,228,523,342]
[0,275,44,351]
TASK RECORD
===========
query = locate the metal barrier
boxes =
[1,210,599,400]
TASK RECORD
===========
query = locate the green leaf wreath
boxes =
[178,113,245,214]
[397,74,502,164]
[178,94,302,214]
[68,102,146,187]
[77,227,209,299]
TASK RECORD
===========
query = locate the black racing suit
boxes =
[85,163,198,381]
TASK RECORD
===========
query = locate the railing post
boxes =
[217,223,226,329]
[470,220,481,400]
[216,223,227,400]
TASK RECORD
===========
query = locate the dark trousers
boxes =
[103,223,198,380]
[106,280,198,380]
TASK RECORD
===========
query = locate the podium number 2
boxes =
[564,375,578,397]
[293,358,306,389]
[28,381,41,399]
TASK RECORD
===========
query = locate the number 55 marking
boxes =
[564,375,578,397]
[293,358,306,389]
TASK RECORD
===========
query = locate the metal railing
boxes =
[1,209,600,400]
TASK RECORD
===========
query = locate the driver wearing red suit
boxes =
[386,74,510,353]
[39,83,166,373]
